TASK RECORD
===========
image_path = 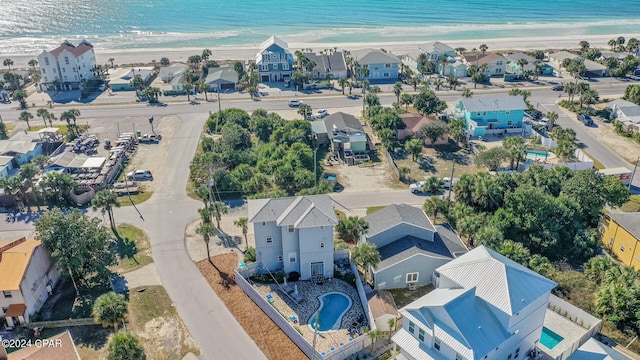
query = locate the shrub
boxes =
[288,271,300,282]
[244,247,256,263]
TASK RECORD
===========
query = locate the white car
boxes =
[441,177,459,189]
[288,99,302,107]
[126,170,153,181]
[315,109,328,118]
[409,181,425,193]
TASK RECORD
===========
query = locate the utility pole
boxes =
[447,160,455,212]
[216,90,221,133]
[629,156,639,193]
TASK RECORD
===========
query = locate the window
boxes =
[262,54,269,61]
[418,328,425,341]
[62,68,66,73]
[289,253,297,263]
[288,225,294,233]
[260,64,269,71]
[406,272,419,283]
[497,61,503,65]
[320,242,325,249]
[507,120,513,126]
[3,291,12,298]
[483,111,487,116]
[64,56,69,65]
[44,58,49,66]
[609,237,614,247]
[53,68,56,74]
[278,255,283,262]
[42,68,46,74]
[63,76,67,81]
[272,63,279,70]
[620,246,626,252]
[456,353,464,360]
[383,72,390,77]
[385,63,392,68]
[320,226,324,230]
[282,63,289,70]
[434,338,441,350]
[515,348,520,359]
[496,68,502,73]
[508,354,512,360]
[266,237,273,243]
[408,321,415,334]
[1,307,7,314]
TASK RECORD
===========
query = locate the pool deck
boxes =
[539,309,589,359]
[252,278,368,354]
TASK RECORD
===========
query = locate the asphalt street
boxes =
[0,79,638,358]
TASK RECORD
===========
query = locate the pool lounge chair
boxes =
[291,292,304,303]
[281,283,294,295]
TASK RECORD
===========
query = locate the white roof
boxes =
[81,157,105,168]
[420,41,455,54]
[435,246,557,316]
[37,127,60,133]
[567,338,630,360]
[248,195,337,229]
[459,95,527,112]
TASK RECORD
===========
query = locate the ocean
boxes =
[1,0,640,55]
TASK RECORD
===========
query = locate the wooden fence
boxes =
[27,318,95,329]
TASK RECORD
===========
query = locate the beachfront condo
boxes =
[256,36,294,83]
[37,40,97,91]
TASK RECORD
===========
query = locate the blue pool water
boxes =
[310,292,352,332]
[327,176,336,181]
[540,327,564,349]
[526,150,549,159]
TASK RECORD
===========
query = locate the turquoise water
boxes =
[1,0,640,54]
[526,150,549,159]
[540,327,564,349]
[311,293,351,332]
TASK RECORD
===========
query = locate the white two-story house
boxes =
[38,40,96,91]
[392,245,557,360]
[256,36,294,83]
[248,195,338,280]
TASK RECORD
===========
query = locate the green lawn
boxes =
[366,206,386,215]
[111,224,153,274]
[388,285,433,308]
[621,195,640,213]
[394,143,482,184]
[580,150,605,170]
[118,189,153,206]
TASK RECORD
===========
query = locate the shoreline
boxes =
[2,34,630,69]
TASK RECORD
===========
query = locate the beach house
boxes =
[462,53,507,77]
[600,213,640,270]
[159,63,188,83]
[256,36,294,83]
[0,238,60,327]
[392,245,558,360]
[361,204,467,290]
[248,195,338,281]
[37,40,96,91]
[398,113,449,145]
[303,51,348,80]
[607,99,640,133]
[505,53,554,78]
[420,41,458,76]
[455,95,527,137]
[107,67,154,92]
[350,49,400,82]
[548,51,609,77]
[204,65,239,91]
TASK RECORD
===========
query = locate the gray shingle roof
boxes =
[608,99,640,119]
[323,112,363,135]
[460,95,527,112]
[364,204,435,238]
[248,195,337,229]
[609,213,640,240]
[205,65,239,85]
[351,49,400,65]
[304,52,347,73]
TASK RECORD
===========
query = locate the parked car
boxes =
[315,109,328,118]
[126,170,153,181]
[441,177,460,189]
[551,85,564,91]
[577,114,594,126]
[538,118,549,128]
[409,181,425,193]
[525,110,544,120]
[288,99,302,107]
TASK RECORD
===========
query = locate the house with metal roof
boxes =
[256,36,294,83]
[248,195,338,281]
[159,63,188,83]
[361,205,467,290]
[607,99,640,133]
[601,213,640,270]
[0,131,44,167]
[548,51,609,77]
[350,49,400,81]
[567,338,630,360]
[392,245,557,360]
[455,95,527,137]
[204,65,239,91]
[107,67,154,91]
[505,53,554,77]
[462,53,507,77]
[0,238,60,328]
[303,51,348,80]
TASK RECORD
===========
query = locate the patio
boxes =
[252,277,368,355]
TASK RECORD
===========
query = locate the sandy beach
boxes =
[2,34,627,69]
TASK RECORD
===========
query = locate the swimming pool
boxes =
[540,327,564,349]
[309,292,352,332]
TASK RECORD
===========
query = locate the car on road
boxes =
[409,181,425,193]
[315,109,328,118]
[288,99,302,107]
[127,170,153,181]
[577,113,594,126]
[442,177,460,189]
[551,85,564,91]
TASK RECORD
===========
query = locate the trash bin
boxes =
[136,130,142,138]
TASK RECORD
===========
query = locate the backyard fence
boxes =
[235,267,368,360]
[384,151,400,180]
[530,128,558,148]
[27,318,94,329]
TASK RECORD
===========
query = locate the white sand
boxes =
[2,34,623,69]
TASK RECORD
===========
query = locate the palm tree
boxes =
[439,56,448,76]
[234,217,249,248]
[36,108,50,127]
[424,176,445,195]
[546,111,559,132]
[92,292,127,330]
[352,243,380,285]
[12,89,27,108]
[107,333,144,360]
[18,163,38,207]
[367,329,383,353]
[3,58,13,72]
[183,83,193,102]
[129,74,146,97]
[387,318,396,341]
[27,59,38,70]
[197,222,217,261]
[378,128,395,150]
[479,43,488,55]
[198,80,209,101]
[423,196,447,222]
[432,78,444,91]
[108,58,115,69]
[461,88,473,98]
[210,201,228,229]
[400,93,414,110]
[92,190,121,230]
[393,81,403,103]
[336,216,368,243]
[447,76,460,90]
[404,138,424,161]
[298,104,312,120]
[338,78,348,95]
[19,111,33,130]
[61,108,81,127]
[409,76,420,91]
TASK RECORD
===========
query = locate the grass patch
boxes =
[621,195,640,212]
[28,124,88,133]
[366,206,386,215]
[111,224,153,274]
[388,284,434,308]
[128,285,200,359]
[580,150,605,170]
[5,124,16,132]
[393,144,480,183]
[118,189,153,206]
[334,209,346,221]
[39,279,112,321]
